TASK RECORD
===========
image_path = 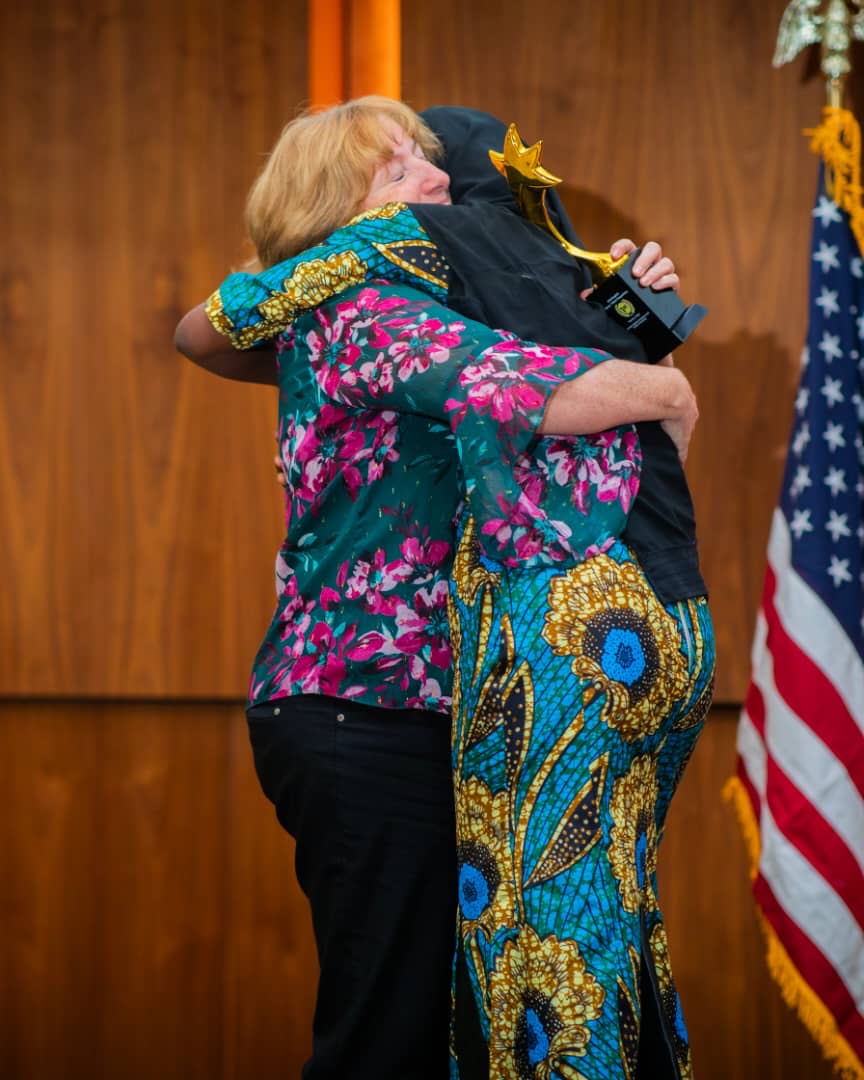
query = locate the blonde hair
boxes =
[244,96,443,269]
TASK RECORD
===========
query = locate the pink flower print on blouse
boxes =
[397,533,452,582]
[594,428,641,513]
[345,580,451,688]
[283,621,367,698]
[293,404,367,505]
[480,491,574,565]
[276,576,318,657]
[512,451,548,507]
[345,548,416,615]
[356,410,401,483]
[545,429,641,516]
[306,312,364,402]
[445,341,604,428]
[405,676,447,711]
[307,290,402,407]
[334,285,406,331]
[445,358,545,426]
[357,354,396,400]
[393,580,451,670]
[383,312,466,380]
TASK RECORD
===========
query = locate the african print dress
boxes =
[447,522,715,1080]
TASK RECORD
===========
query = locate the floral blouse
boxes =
[207,208,641,712]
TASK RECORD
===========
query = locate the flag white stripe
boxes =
[769,509,864,730]
[748,611,864,873]
[737,707,766,796]
[760,803,864,1008]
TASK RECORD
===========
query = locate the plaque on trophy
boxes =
[586,248,707,362]
[489,124,707,363]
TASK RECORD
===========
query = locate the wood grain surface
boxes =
[0,701,316,1079]
[0,0,306,697]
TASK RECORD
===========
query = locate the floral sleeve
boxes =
[302,284,641,568]
[204,203,450,350]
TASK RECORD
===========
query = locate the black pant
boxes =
[246,695,457,1079]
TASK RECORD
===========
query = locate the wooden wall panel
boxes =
[402,0,829,701]
[0,701,227,1077]
[0,0,308,697]
[0,702,835,1078]
[0,701,315,1079]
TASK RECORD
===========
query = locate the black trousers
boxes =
[246,695,457,1079]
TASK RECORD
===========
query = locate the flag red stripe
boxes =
[754,874,864,1057]
[763,563,864,799]
[763,753,864,930]
[744,674,766,739]
[739,676,864,928]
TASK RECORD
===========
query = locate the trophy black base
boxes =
[589,248,707,363]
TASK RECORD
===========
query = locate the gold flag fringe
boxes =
[805,107,864,260]
[723,778,864,1078]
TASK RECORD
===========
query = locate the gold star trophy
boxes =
[489,124,707,362]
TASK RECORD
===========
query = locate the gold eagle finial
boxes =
[774,0,864,105]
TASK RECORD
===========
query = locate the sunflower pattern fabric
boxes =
[448,520,715,1080]
[205,203,450,350]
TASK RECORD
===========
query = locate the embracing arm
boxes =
[540,357,698,461]
[174,304,279,385]
[553,236,696,460]
[174,204,444,384]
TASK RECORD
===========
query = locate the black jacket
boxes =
[412,105,706,602]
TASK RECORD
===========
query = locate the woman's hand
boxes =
[657,357,698,463]
[609,238,680,292]
[274,454,288,487]
[579,239,680,301]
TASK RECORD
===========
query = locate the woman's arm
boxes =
[175,304,278,385]
[177,203,445,353]
[174,204,447,383]
[540,358,698,461]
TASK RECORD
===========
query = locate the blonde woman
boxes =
[177,98,713,1080]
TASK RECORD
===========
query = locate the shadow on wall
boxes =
[682,328,797,702]
[556,184,642,252]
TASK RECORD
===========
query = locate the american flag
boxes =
[731,162,864,1076]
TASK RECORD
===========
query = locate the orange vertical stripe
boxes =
[308,0,347,109]
[347,0,401,99]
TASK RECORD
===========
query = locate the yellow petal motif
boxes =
[488,926,605,1080]
[542,556,689,742]
[607,754,660,914]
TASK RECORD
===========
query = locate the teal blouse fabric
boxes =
[206,208,641,711]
